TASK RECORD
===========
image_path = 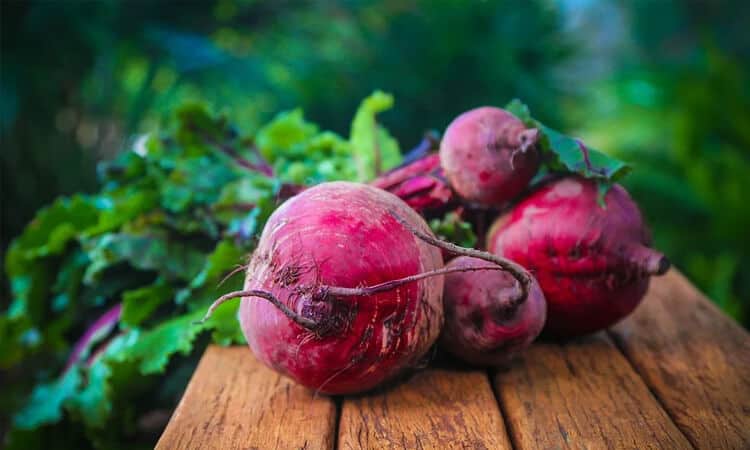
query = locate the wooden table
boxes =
[157,271,750,449]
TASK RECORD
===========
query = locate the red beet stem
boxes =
[65,303,122,371]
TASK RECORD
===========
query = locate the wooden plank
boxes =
[156,346,336,450]
[494,332,692,449]
[610,270,750,449]
[338,368,512,449]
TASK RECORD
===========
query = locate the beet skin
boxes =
[440,106,540,206]
[487,177,669,337]
[440,256,546,366]
[239,182,444,394]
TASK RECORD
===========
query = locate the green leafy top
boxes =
[505,99,631,185]
[2,92,397,449]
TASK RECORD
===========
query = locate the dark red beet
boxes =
[440,256,546,366]
[440,107,540,206]
[487,177,669,337]
[200,183,533,394]
[237,182,444,394]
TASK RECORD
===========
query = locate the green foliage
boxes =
[429,212,477,249]
[349,90,401,181]
[2,92,390,449]
[506,99,631,190]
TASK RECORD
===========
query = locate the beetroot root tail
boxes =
[388,209,532,304]
[325,264,505,297]
[195,289,317,330]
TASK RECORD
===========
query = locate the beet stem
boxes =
[326,265,503,297]
[389,210,532,303]
[196,289,317,330]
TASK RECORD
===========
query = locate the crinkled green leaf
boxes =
[175,102,229,148]
[538,124,631,181]
[68,334,143,429]
[255,108,319,163]
[189,240,244,290]
[161,156,237,213]
[505,99,631,184]
[429,212,477,249]
[349,90,401,181]
[213,176,275,224]
[81,233,204,283]
[6,195,98,270]
[203,298,245,346]
[123,311,206,374]
[121,281,173,327]
[84,188,159,236]
[14,368,81,429]
[505,98,532,124]
[1,262,54,367]
[70,359,114,428]
[0,316,36,368]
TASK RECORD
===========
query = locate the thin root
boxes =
[194,289,317,330]
[388,210,532,303]
[326,265,504,297]
[218,264,249,287]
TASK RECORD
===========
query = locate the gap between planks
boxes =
[492,331,692,449]
[156,346,337,450]
[609,270,750,449]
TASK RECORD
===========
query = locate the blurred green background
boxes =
[4,0,748,324]
[1,0,749,447]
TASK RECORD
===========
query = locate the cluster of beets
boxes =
[203,106,669,395]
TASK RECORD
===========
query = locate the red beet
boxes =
[200,181,534,394]
[440,256,546,366]
[440,107,540,206]
[487,177,669,337]
[232,182,445,394]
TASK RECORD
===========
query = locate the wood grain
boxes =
[494,332,692,449]
[610,270,750,449]
[338,368,511,449]
[156,346,336,450]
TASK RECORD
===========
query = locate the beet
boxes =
[199,181,534,394]
[228,182,446,394]
[440,106,540,206]
[440,256,546,366]
[487,177,669,337]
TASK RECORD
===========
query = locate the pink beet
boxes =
[440,107,540,206]
[487,177,669,337]
[440,256,546,366]
[232,182,445,394]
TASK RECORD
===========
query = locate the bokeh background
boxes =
[1,0,748,445]
[4,0,748,323]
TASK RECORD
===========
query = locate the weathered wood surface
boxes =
[158,271,750,449]
[155,346,337,450]
[338,368,511,449]
[494,332,692,449]
[611,270,750,449]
